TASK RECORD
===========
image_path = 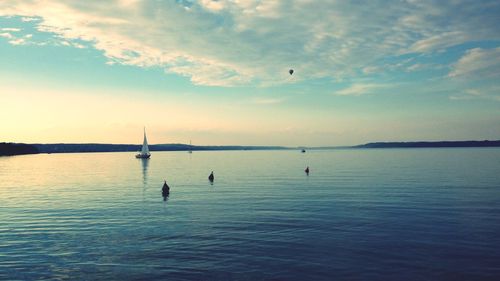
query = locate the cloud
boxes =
[405,62,444,72]
[335,83,387,96]
[8,38,25,45]
[409,32,469,53]
[362,66,381,74]
[449,47,500,78]
[0,32,13,39]
[464,89,482,96]
[449,86,500,101]
[406,63,426,72]
[1,27,20,32]
[0,29,32,45]
[0,0,499,86]
[1,29,30,45]
[21,16,38,22]
[199,0,226,12]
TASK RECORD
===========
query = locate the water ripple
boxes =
[1,149,499,280]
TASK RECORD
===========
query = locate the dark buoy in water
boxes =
[301,149,306,153]
[208,171,214,182]
[289,69,294,75]
[305,166,310,175]
[162,180,170,199]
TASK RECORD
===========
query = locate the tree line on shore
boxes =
[2,140,499,156]
[0,143,39,156]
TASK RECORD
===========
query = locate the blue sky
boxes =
[0,0,499,146]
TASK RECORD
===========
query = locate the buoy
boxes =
[162,180,170,196]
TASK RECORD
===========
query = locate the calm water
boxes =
[1,149,499,280]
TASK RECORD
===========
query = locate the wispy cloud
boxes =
[0,32,13,39]
[335,83,388,96]
[464,89,482,96]
[59,40,86,49]
[0,0,499,86]
[21,16,38,22]
[362,66,381,75]
[199,0,226,12]
[406,63,444,72]
[409,31,469,53]
[1,27,20,32]
[8,37,25,45]
[449,47,500,79]
[0,29,31,45]
[0,30,27,45]
[449,86,500,102]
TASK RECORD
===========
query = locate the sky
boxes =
[0,0,499,146]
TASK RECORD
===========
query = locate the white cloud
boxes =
[21,16,38,22]
[409,31,468,53]
[0,32,13,39]
[1,27,20,32]
[406,63,425,72]
[362,66,381,74]
[73,42,85,49]
[8,38,25,45]
[449,86,500,102]
[449,47,500,78]
[0,0,498,86]
[464,88,482,96]
[449,95,473,101]
[406,62,444,72]
[0,30,34,45]
[199,0,226,12]
[335,83,387,96]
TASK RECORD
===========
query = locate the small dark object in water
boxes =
[289,69,294,75]
[208,171,214,182]
[301,149,306,153]
[162,180,170,196]
[305,166,309,174]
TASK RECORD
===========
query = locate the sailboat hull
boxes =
[135,154,151,159]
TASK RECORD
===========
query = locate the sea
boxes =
[1,149,499,280]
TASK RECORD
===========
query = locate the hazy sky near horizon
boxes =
[1,0,499,146]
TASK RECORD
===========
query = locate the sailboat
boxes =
[188,140,193,154]
[135,127,151,159]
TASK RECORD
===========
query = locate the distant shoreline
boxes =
[1,140,500,156]
[351,140,500,149]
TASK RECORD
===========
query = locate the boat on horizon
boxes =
[136,127,151,159]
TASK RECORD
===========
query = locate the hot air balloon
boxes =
[289,69,294,75]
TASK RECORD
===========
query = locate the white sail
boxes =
[141,127,150,155]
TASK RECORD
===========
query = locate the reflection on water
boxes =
[1,149,500,280]
[140,158,149,201]
[140,158,149,185]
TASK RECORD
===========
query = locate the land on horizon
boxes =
[2,140,500,156]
